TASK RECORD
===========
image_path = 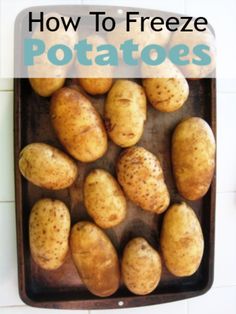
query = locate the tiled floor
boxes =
[0,0,236,313]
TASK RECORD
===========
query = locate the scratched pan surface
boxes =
[14,6,216,310]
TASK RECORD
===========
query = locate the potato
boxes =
[29,78,65,97]
[29,198,70,270]
[50,87,107,162]
[70,221,120,297]
[84,169,127,228]
[105,80,147,147]
[77,35,113,95]
[122,237,162,295]
[169,23,216,78]
[107,18,170,58]
[160,202,204,277]
[28,13,78,96]
[19,143,78,190]
[172,117,215,200]
[78,78,113,96]
[117,146,170,214]
[142,59,189,112]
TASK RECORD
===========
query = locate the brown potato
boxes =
[28,13,78,96]
[77,35,113,95]
[19,143,78,190]
[172,117,215,200]
[107,18,170,59]
[29,78,65,97]
[122,237,162,295]
[70,221,120,297]
[169,23,216,78]
[84,169,127,228]
[50,87,107,162]
[29,198,70,270]
[105,80,147,147]
[78,78,113,96]
[160,202,204,277]
[116,146,170,214]
[142,59,189,112]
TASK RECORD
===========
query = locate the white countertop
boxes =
[0,0,236,313]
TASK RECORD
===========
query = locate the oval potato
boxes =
[169,23,216,78]
[50,87,107,162]
[70,221,120,297]
[29,78,65,97]
[122,237,162,295]
[19,143,78,190]
[84,169,127,228]
[105,80,146,147]
[29,198,70,270]
[116,146,170,214]
[142,59,189,112]
[77,35,113,95]
[172,117,215,200]
[160,202,204,277]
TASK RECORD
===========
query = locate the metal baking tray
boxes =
[14,5,216,310]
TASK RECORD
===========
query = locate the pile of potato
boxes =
[19,26,216,297]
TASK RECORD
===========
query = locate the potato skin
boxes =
[105,80,147,147]
[160,202,204,277]
[70,222,120,297]
[172,117,215,200]
[142,59,189,112]
[29,78,65,97]
[29,198,70,270]
[77,35,113,95]
[122,237,162,295]
[50,87,107,162]
[84,169,127,228]
[117,146,170,214]
[19,143,78,190]
[79,78,113,95]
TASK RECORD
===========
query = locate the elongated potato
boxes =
[142,59,189,112]
[105,80,147,147]
[29,198,70,270]
[19,143,78,190]
[77,35,113,95]
[122,237,162,295]
[28,13,78,96]
[29,78,65,97]
[160,202,204,277]
[70,222,120,297]
[117,146,170,214]
[84,169,127,228]
[172,117,215,200]
[50,87,107,162]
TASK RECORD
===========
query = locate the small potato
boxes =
[172,117,215,200]
[84,169,127,228]
[29,78,65,97]
[107,18,170,59]
[160,202,204,277]
[142,59,189,112]
[169,23,216,78]
[77,35,113,95]
[29,198,70,270]
[70,221,120,297]
[122,237,162,295]
[105,80,147,147]
[117,146,170,214]
[50,87,107,162]
[78,78,113,95]
[19,143,78,190]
